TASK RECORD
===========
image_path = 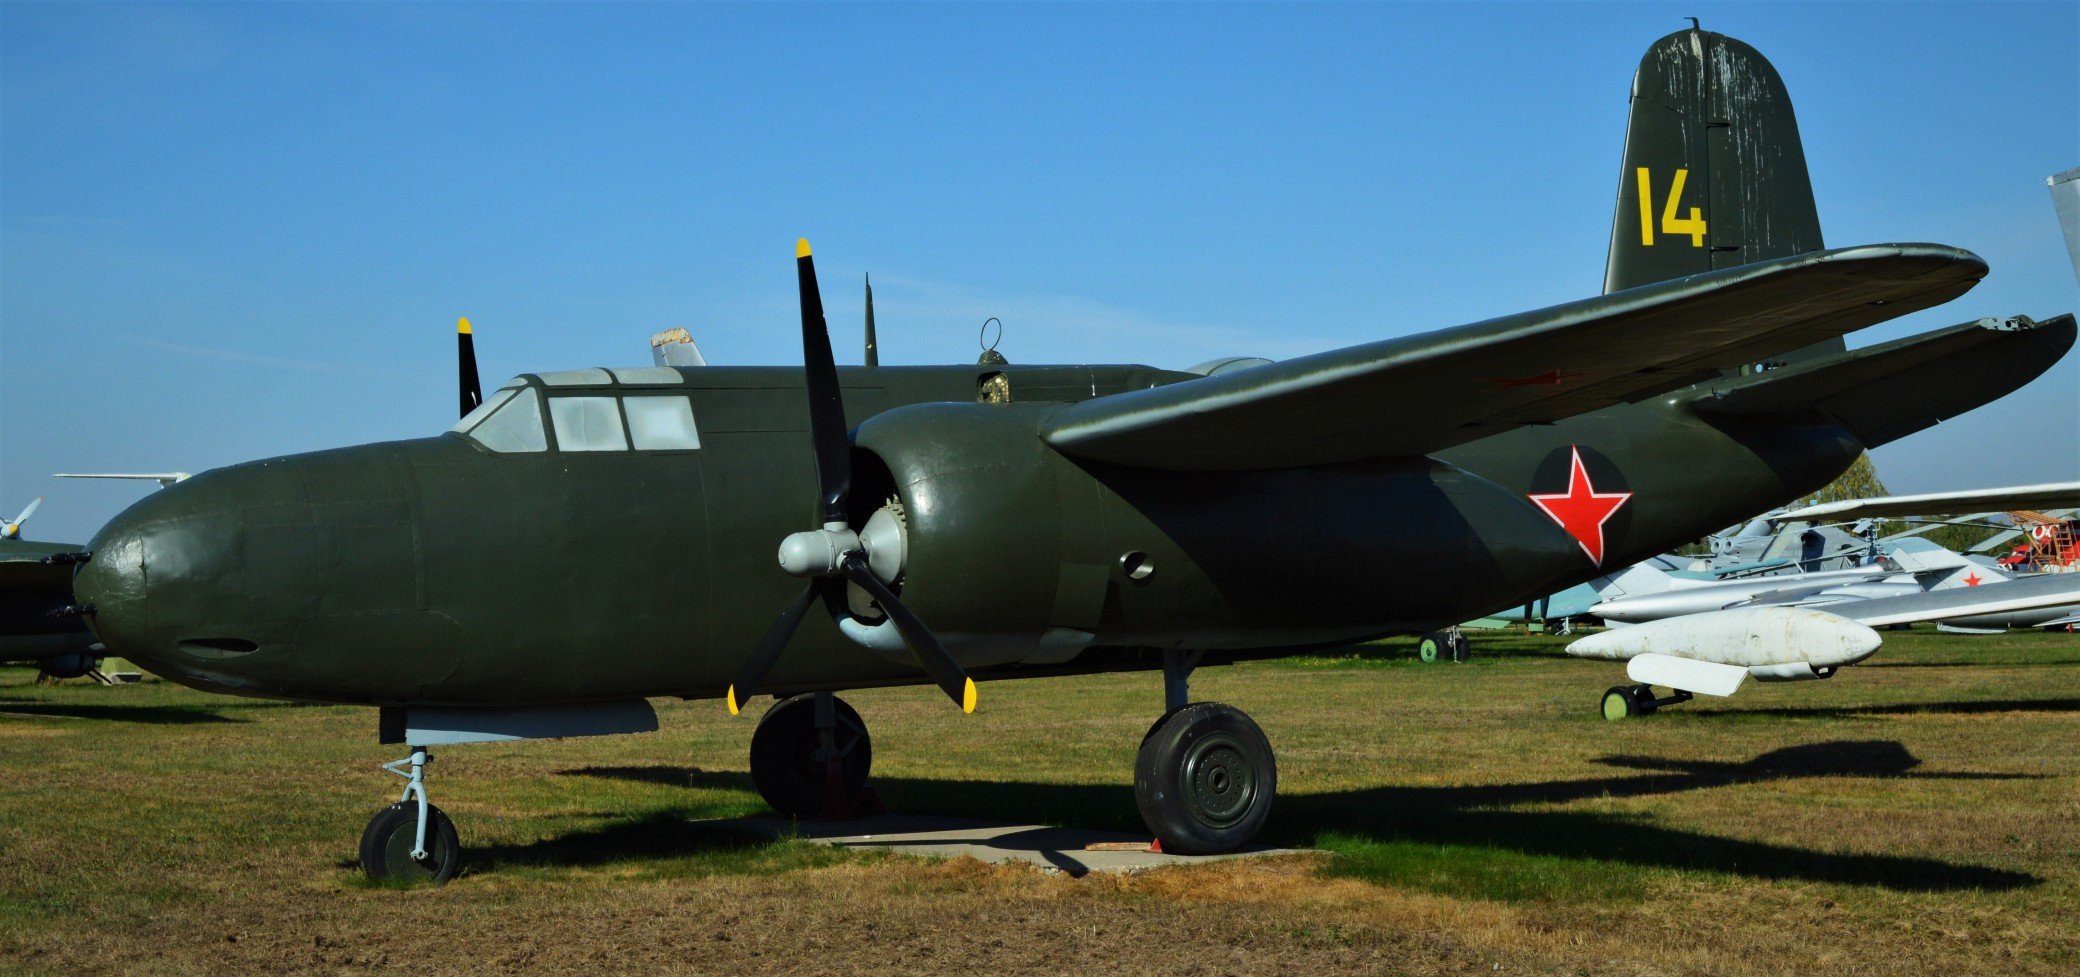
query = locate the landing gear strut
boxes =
[1599,684,1694,720]
[749,692,873,818]
[359,747,461,884]
[1134,650,1277,854]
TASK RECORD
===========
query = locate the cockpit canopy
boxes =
[448,369,701,454]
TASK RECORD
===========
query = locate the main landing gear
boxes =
[749,692,874,818]
[1600,684,1694,720]
[739,655,1279,855]
[1418,627,1471,663]
[359,747,461,884]
[1133,650,1277,854]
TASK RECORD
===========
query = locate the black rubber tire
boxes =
[1417,633,1444,663]
[1449,633,1472,663]
[750,693,871,818]
[359,800,460,885]
[1630,683,1660,714]
[1601,686,1638,721]
[1134,702,1276,855]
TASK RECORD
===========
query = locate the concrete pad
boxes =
[731,813,1313,876]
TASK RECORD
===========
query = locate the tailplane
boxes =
[1605,27,1837,367]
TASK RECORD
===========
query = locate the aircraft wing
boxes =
[1781,481,2080,521]
[1040,244,1984,471]
[1829,573,2080,628]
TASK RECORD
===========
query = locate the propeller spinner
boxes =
[724,240,976,716]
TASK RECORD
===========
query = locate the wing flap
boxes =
[1042,244,1985,471]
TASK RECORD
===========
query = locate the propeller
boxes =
[457,316,484,419]
[2,497,42,540]
[864,273,879,368]
[724,239,976,716]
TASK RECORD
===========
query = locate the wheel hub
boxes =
[1181,734,1255,827]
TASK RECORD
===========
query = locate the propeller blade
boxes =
[457,317,483,419]
[727,581,823,716]
[864,273,879,368]
[796,239,851,526]
[839,555,975,713]
[4,496,41,538]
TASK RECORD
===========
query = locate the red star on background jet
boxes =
[1962,572,1984,587]
[1529,446,1632,565]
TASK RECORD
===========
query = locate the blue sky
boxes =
[3,1,2075,543]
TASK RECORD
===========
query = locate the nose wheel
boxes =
[359,748,461,884]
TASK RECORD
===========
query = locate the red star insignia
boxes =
[1482,369,1588,389]
[1529,446,1632,565]
[1962,572,1983,587]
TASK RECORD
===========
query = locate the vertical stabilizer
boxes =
[1605,29,1837,365]
[2051,168,2080,287]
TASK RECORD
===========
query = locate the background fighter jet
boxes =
[54,28,2077,883]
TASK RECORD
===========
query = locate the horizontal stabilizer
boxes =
[1685,314,2075,448]
[1627,653,1749,697]
[1043,245,1985,471]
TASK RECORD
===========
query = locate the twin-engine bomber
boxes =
[60,28,2075,882]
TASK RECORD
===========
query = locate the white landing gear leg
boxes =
[359,746,461,884]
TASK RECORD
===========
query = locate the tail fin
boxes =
[1605,28,1837,365]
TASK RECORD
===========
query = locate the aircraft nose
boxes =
[72,443,460,702]
[73,474,266,688]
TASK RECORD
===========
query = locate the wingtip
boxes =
[796,238,812,259]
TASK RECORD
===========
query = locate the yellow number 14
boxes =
[1635,167,1708,247]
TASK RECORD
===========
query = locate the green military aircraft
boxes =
[54,28,2075,883]
[2,499,103,679]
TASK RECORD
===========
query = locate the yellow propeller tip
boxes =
[796,238,812,258]
[456,316,472,335]
[961,678,978,714]
[726,686,740,716]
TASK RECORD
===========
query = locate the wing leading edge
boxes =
[1040,244,1986,472]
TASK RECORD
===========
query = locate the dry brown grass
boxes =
[3,628,2078,975]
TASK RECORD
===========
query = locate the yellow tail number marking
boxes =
[1635,167,1709,248]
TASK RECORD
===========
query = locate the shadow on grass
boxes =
[461,810,853,879]
[1696,698,2080,720]
[569,739,2038,895]
[0,698,247,724]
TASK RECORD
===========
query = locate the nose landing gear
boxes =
[359,748,460,884]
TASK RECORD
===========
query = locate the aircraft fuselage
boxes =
[72,362,1862,706]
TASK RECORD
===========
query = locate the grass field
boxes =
[3,628,2077,975]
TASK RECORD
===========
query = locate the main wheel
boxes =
[1417,633,1445,663]
[750,693,872,818]
[359,801,460,884]
[1449,633,1472,662]
[1134,702,1276,855]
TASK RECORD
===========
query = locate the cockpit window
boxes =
[450,386,518,435]
[549,396,629,451]
[466,386,547,453]
[624,395,701,450]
